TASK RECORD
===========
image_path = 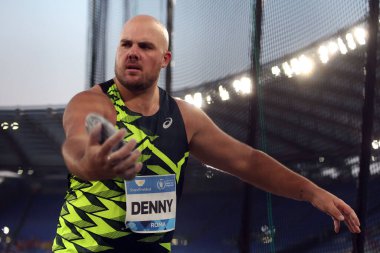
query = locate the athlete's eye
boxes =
[121,40,132,48]
[139,42,154,50]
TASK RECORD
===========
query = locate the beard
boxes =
[115,67,157,92]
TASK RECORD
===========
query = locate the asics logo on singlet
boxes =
[163,117,173,129]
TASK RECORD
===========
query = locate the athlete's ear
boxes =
[161,51,172,68]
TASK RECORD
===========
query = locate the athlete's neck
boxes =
[115,81,160,116]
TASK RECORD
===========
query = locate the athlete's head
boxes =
[114,15,171,92]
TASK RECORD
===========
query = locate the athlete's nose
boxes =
[127,44,140,61]
[128,53,138,61]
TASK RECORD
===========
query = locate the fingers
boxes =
[329,199,361,233]
[84,123,142,180]
[313,190,361,234]
[107,139,137,162]
[333,218,341,233]
[343,210,361,233]
[106,139,142,180]
[99,128,128,156]
[336,201,361,233]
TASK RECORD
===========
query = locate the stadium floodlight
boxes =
[240,77,252,94]
[206,95,212,104]
[346,33,357,50]
[2,226,9,235]
[337,37,348,55]
[184,94,194,104]
[372,140,379,150]
[328,41,339,55]
[218,85,230,101]
[11,122,19,130]
[1,122,9,130]
[193,92,203,108]
[233,77,252,94]
[298,55,314,75]
[371,164,380,175]
[321,168,339,179]
[282,61,293,78]
[271,66,281,77]
[290,57,301,75]
[354,27,367,45]
[318,45,329,64]
[184,93,203,108]
[232,80,242,93]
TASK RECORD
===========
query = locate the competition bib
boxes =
[125,174,176,233]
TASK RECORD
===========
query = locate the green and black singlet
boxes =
[53,79,189,252]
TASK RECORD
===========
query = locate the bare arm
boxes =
[62,87,142,181]
[177,99,360,233]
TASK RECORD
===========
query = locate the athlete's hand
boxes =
[309,188,361,233]
[79,123,142,180]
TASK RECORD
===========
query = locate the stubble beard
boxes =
[115,68,156,92]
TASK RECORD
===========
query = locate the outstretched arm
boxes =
[62,88,142,181]
[177,99,360,233]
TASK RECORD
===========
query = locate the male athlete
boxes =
[53,15,360,252]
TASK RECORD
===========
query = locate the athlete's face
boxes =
[115,16,171,92]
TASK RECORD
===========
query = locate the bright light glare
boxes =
[193,92,203,108]
[232,80,241,92]
[271,66,281,77]
[184,93,203,108]
[282,62,293,77]
[2,226,9,235]
[298,55,314,75]
[371,163,380,175]
[321,168,339,179]
[346,33,357,50]
[206,95,212,104]
[290,58,301,75]
[328,41,339,55]
[354,27,367,45]
[372,140,379,150]
[11,122,19,130]
[184,94,193,104]
[337,37,348,55]
[1,122,9,130]
[318,45,329,64]
[218,85,230,101]
[233,77,252,94]
[240,77,252,94]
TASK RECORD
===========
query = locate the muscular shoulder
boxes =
[174,97,210,142]
[174,97,198,121]
[67,86,113,113]
[63,85,116,136]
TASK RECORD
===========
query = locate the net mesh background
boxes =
[75,0,380,252]
[1,1,378,252]
[169,0,379,252]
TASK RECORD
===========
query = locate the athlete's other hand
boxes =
[309,188,361,233]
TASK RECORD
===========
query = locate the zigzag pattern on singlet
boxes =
[53,81,189,252]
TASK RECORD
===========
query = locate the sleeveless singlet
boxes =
[52,79,189,252]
